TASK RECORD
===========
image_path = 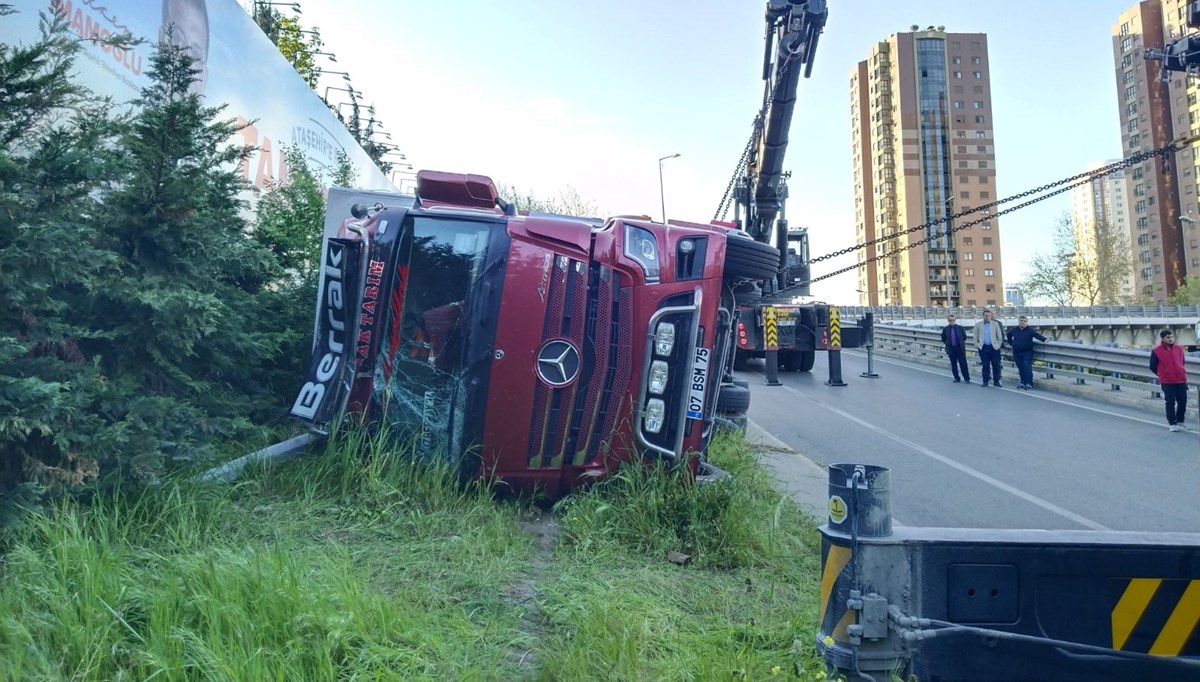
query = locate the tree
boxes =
[252,5,321,88]
[1169,276,1200,304]
[1020,213,1134,307]
[497,185,601,217]
[1019,216,1074,306]
[81,34,285,482]
[1069,216,1134,306]
[0,5,126,519]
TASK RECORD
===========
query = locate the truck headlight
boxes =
[624,225,660,283]
[644,398,666,433]
[654,322,675,356]
[648,360,669,395]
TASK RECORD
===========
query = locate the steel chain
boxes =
[798,133,1200,287]
[714,40,796,221]
[808,138,1188,264]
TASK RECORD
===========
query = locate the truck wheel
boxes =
[796,350,816,372]
[723,234,780,281]
[716,383,751,413]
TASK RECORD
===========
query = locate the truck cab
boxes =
[292,171,743,497]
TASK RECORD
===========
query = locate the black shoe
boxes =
[953,378,961,383]
[995,381,1003,388]
[980,382,989,387]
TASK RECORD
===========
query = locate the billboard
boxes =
[2,0,395,194]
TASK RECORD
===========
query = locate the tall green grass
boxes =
[540,432,827,680]
[0,429,534,681]
[1,429,829,681]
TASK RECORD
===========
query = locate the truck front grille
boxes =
[527,260,630,469]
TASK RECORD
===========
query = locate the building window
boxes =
[952,56,961,64]
[975,131,986,139]
[983,252,994,261]
[960,191,970,198]
[964,252,974,261]
[1123,54,1133,68]
[973,101,985,109]
[966,284,976,292]
[973,71,982,79]
[1124,71,1135,85]
[979,160,988,168]
[954,100,964,108]
[976,145,986,152]
[954,71,962,79]
[1120,21,1130,36]
[1125,85,1136,100]
[984,269,994,277]
[986,284,995,292]
[972,56,980,64]
[1141,267,1152,279]
[975,115,985,123]
[963,237,973,245]
[964,268,974,276]
[982,237,992,245]
[1122,36,1133,52]
[980,191,990,198]
[981,222,992,230]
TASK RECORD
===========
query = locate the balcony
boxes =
[927,254,958,266]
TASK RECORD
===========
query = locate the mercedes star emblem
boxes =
[536,339,581,387]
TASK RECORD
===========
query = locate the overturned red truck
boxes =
[291,171,780,497]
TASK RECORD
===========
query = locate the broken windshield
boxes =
[371,214,502,462]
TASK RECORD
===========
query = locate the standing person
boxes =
[940,313,971,383]
[973,309,1005,388]
[1006,316,1047,390]
[1150,330,1189,432]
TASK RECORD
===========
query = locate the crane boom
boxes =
[735,0,826,293]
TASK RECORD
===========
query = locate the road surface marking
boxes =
[847,352,1167,428]
[776,382,1113,531]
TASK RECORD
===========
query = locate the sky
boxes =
[290,0,1142,304]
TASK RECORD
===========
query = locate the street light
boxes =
[255,1,301,13]
[323,84,357,102]
[658,153,680,223]
[313,50,337,63]
[1182,215,1197,225]
[316,69,351,82]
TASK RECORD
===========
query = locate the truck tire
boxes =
[782,350,816,372]
[795,350,816,372]
[716,384,751,413]
[723,234,780,282]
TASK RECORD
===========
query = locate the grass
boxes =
[0,429,831,681]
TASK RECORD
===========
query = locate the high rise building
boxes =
[1113,0,1200,302]
[1069,161,1136,303]
[851,28,1004,307]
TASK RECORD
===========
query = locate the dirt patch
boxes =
[503,507,562,672]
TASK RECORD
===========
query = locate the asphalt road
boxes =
[741,349,1200,532]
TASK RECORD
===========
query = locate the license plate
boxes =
[686,347,710,420]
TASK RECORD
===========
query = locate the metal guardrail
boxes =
[837,304,1200,321]
[871,324,1200,399]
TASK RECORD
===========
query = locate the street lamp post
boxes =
[658,153,680,223]
[316,69,351,82]
[255,1,301,13]
[323,85,357,103]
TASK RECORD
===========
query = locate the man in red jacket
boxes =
[1150,330,1189,432]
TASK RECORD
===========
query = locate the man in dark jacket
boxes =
[940,313,971,384]
[1150,329,1189,432]
[1006,316,1047,390]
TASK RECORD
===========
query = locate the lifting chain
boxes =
[795,132,1200,288]
[714,42,797,221]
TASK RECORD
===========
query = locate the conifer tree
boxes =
[0,6,122,519]
[82,32,285,478]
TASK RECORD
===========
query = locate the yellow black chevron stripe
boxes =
[764,306,779,350]
[1111,578,1200,656]
[828,305,842,349]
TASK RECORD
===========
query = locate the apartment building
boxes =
[1069,161,1136,302]
[1114,0,1200,301]
[851,27,1004,307]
